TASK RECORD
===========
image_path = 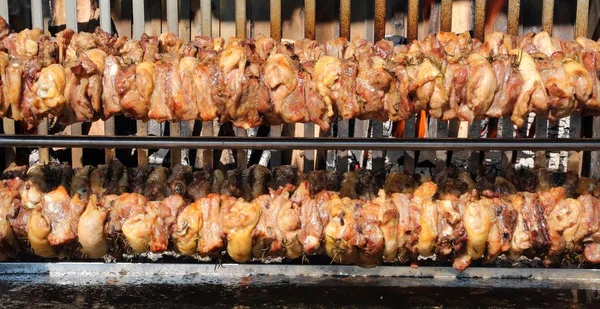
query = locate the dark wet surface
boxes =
[0,282,599,309]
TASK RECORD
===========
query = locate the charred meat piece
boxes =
[187,171,212,201]
[167,164,192,196]
[144,167,170,201]
[242,165,271,201]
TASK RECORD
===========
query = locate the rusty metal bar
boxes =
[407,0,418,41]
[576,0,590,38]
[374,0,386,41]
[270,0,281,41]
[236,0,247,39]
[65,0,82,167]
[440,0,453,32]
[507,0,521,36]
[133,0,149,170]
[473,0,486,40]
[167,0,181,167]
[100,0,115,163]
[340,0,351,39]
[542,0,554,34]
[305,0,316,40]
[31,0,48,164]
[200,0,214,171]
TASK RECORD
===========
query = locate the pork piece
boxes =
[173,199,203,255]
[70,166,92,200]
[147,54,194,122]
[0,179,22,259]
[102,55,126,118]
[129,168,149,194]
[168,164,192,196]
[39,185,86,246]
[270,166,298,190]
[385,172,416,195]
[510,48,549,127]
[242,165,271,201]
[357,169,384,200]
[456,53,497,122]
[144,167,170,201]
[197,194,225,257]
[78,194,109,258]
[340,171,359,199]
[435,197,465,259]
[104,193,148,240]
[187,171,212,201]
[505,168,538,193]
[352,38,391,120]
[508,192,548,259]
[354,197,384,268]
[485,196,517,262]
[221,196,261,263]
[386,48,415,121]
[60,48,106,124]
[324,194,356,264]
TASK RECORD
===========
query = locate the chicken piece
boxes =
[457,53,497,122]
[462,198,491,260]
[252,189,285,259]
[120,40,144,65]
[386,51,415,121]
[78,194,109,258]
[416,198,439,257]
[0,180,20,259]
[563,58,593,109]
[302,62,333,131]
[435,198,464,258]
[324,195,356,264]
[391,192,412,262]
[405,46,448,113]
[293,181,320,256]
[3,55,27,120]
[353,198,384,268]
[148,54,192,122]
[158,31,182,54]
[197,194,225,257]
[122,203,161,254]
[3,28,42,58]
[485,197,517,262]
[221,197,261,263]
[510,48,549,127]
[168,164,192,196]
[546,198,583,256]
[536,53,576,122]
[144,167,171,201]
[353,39,391,120]
[270,166,298,190]
[39,186,85,246]
[242,165,271,201]
[277,187,303,259]
[313,56,341,119]
[104,193,148,239]
[406,182,438,257]
[264,53,309,124]
[373,190,398,262]
[173,199,203,255]
[28,207,56,258]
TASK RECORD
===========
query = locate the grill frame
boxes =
[0,0,599,291]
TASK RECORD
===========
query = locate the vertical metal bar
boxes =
[542,0,554,34]
[0,8,14,167]
[576,0,590,38]
[440,0,452,32]
[31,0,48,164]
[236,0,247,39]
[374,0,386,41]
[99,0,115,164]
[570,0,589,175]
[200,0,214,171]
[305,0,316,40]
[507,0,520,36]
[303,0,316,172]
[269,0,283,167]
[407,0,418,42]
[167,0,181,167]
[235,0,248,169]
[133,0,149,170]
[473,0,486,40]
[270,0,281,41]
[65,0,82,167]
[336,0,351,173]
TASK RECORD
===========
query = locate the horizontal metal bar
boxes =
[2,135,600,151]
[0,263,598,289]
